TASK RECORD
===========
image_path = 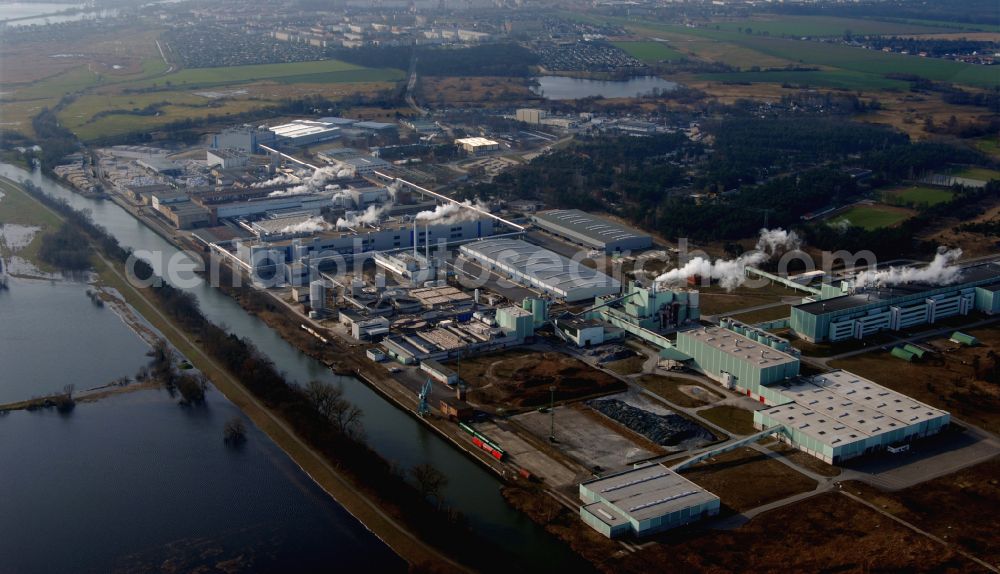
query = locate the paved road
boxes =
[404,56,426,116]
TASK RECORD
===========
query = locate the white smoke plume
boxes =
[855,248,964,288]
[756,228,801,254]
[267,166,348,197]
[336,203,391,229]
[279,216,331,234]
[655,228,801,291]
[414,199,489,224]
[252,173,300,189]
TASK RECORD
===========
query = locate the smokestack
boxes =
[425,223,430,261]
[413,219,417,258]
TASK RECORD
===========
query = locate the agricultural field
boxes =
[708,15,952,37]
[572,13,1000,89]
[611,41,685,63]
[882,185,955,207]
[130,59,404,91]
[0,22,405,143]
[829,204,914,230]
[697,69,908,90]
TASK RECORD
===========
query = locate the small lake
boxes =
[531,75,679,100]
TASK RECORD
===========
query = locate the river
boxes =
[0,164,585,569]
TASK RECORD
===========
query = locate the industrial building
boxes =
[515,108,546,124]
[532,209,652,253]
[754,370,950,464]
[676,321,951,463]
[206,149,249,170]
[211,125,276,153]
[236,216,497,282]
[455,137,500,156]
[591,282,700,349]
[269,119,341,146]
[790,262,1000,342]
[459,238,621,302]
[675,322,800,401]
[579,464,720,538]
[335,156,391,176]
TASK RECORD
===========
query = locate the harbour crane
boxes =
[417,379,432,417]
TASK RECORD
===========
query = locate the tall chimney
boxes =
[425,223,430,261]
[413,219,418,258]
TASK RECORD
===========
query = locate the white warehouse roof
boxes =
[455,137,499,147]
[532,209,652,252]
[762,370,949,448]
[581,463,718,523]
[460,238,620,302]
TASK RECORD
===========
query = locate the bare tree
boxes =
[410,463,448,509]
[305,380,364,438]
[223,416,247,446]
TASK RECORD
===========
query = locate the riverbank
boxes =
[8,175,506,573]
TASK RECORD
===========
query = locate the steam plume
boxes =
[655,228,801,291]
[855,248,964,287]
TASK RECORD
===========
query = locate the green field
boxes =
[61,97,278,142]
[50,59,405,140]
[571,13,1000,88]
[829,204,914,230]
[698,69,908,90]
[709,15,951,37]
[952,166,1000,181]
[612,40,685,63]
[133,60,404,90]
[869,17,1000,34]
[883,185,954,207]
[973,137,1000,160]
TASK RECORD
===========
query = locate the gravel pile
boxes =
[589,398,715,446]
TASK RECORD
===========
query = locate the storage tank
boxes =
[310,280,327,310]
[687,290,700,320]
